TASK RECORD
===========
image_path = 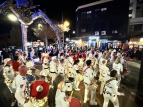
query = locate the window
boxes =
[134,24,142,31]
[101,31,106,35]
[129,25,134,31]
[95,31,99,35]
[95,9,100,17]
[112,30,118,34]
[101,8,107,12]
[81,29,86,32]
[87,11,92,18]
[81,12,86,19]
[129,10,133,14]
[130,2,133,7]
[136,6,140,9]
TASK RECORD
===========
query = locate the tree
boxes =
[32,21,57,49]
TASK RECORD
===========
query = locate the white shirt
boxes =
[68,57,74,68]
[58,64,65,74]
[121,58,128,70]
[100,65,110,77]
[78,58,84,70]
[55,89,69,107]
[98,52,102,60]
[50,61,57,73]
[43,57,49,69]
[83,66,95,84]
[104,75,120,95]
[73,64,79,74]
[113,63,123,74]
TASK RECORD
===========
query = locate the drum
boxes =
[65,77,75,91]
[67,97,81,107]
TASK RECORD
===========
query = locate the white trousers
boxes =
[50,73,57,84]
[84,83,96,103]
[74,73,80,89]
[103,93,119,107]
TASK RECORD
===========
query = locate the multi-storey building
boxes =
[129,0,143,49]
[73,0,130,49]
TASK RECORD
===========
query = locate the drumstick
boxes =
[70,88,75,98]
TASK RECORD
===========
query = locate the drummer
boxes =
[50,56,58,84]
[78,55,84,73]
[58,59,66,75]
[48,75,71,107]
[41,53,50,81]
[83,60,97,105]
[73,60,81,91]
[103,70,124,107]
[68,54,74,77]
[99,60,110,95]
[15,65,32,107]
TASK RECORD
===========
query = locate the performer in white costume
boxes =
[99,60,110,94]
[15,65,32,107]
[68,54,74,77]
[83,60,97,105]
[50,56,58,84]
[73,60,81,91]
[103,70,124,107]
[3,58,16,106]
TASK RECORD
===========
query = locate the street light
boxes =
[73,31,75,34]
[7,14,17,21]
[64,20,70,27]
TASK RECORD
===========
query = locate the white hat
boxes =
[89,53,92,57]
[4,58,11,66]
[36,85,44,92]
[52,56,56,60]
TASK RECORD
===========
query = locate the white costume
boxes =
[55,89,69,107]
[99,65,110,94]
[15,74,32,107]
[78,58,84,71]
[83,66,97,105]
[64,59,69,74]
[113,62,123,82]
[50,57,57,84]
[30,50,35,66]
[58,64,65,75]
[68,57,74,77]
[3,65,15,93]
[73,64,80,90]
[103,75,122,107]
[98,52,103,60]
[41,57,50,82]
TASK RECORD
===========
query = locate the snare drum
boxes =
[67,97,81,107]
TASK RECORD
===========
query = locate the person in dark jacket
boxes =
[1,48,7,59]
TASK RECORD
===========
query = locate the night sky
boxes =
[0,0,98,34]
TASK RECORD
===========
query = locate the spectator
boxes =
[13,56,21,74]
[1,48,7,59]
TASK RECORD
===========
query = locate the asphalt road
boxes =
[0,60,141,107]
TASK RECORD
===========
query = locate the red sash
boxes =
[84,66,90,72]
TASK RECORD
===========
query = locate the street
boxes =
[0,60,141,107]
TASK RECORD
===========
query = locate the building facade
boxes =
[75,0,130,49]
[129,0,143,49]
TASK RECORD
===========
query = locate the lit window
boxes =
[101,8,107,11]
[87,11,92,18]
[101,31,106,35]
[95,31,99,35]
[112,30,118,34]
[95,9,100,11]
[87,11,92,14]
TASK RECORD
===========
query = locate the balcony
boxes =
[130,17,143,25]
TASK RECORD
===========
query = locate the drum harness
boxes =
[103,77,116,97]
[83,66,93,85]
